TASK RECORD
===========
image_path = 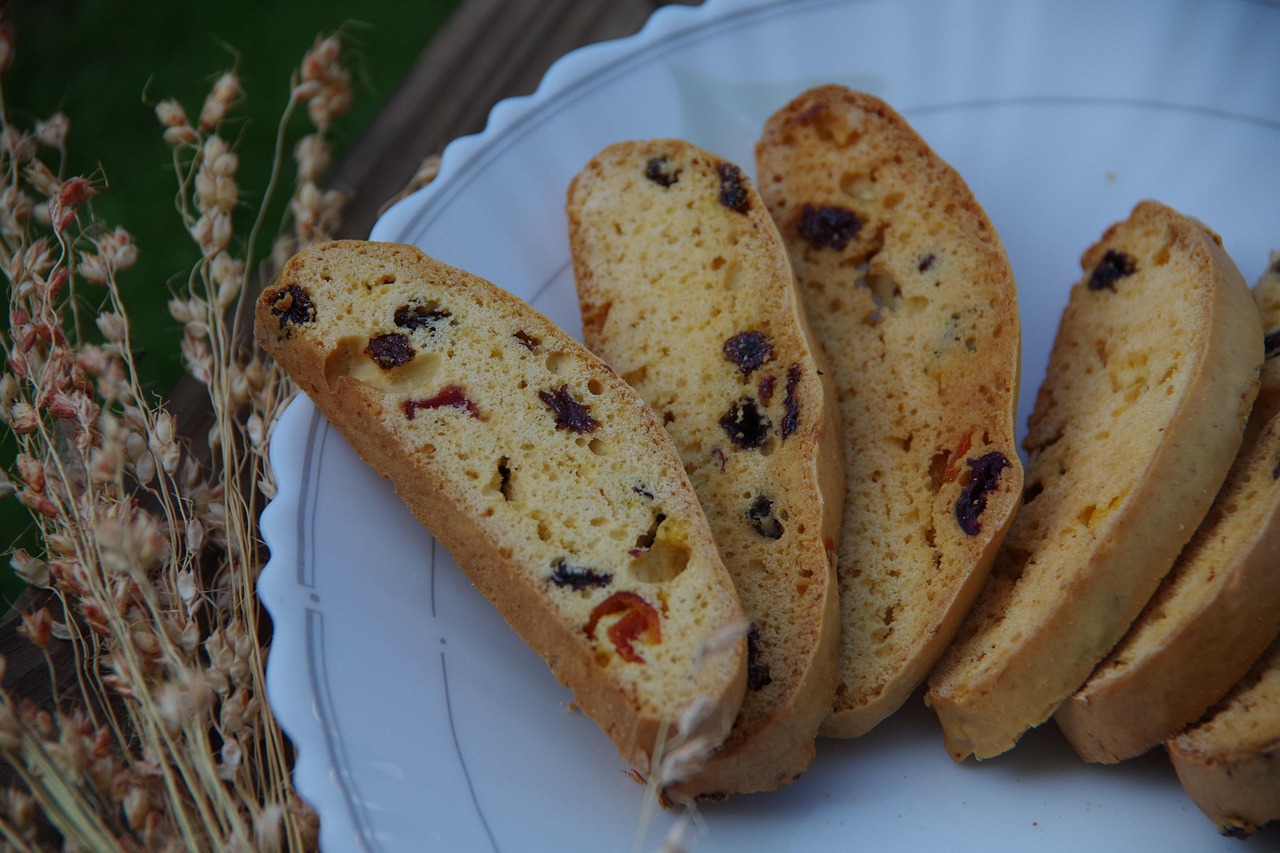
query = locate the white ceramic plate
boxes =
[258,0,1280,850]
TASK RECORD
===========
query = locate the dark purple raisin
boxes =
[513,330,541,351]
[746,624,772,691]
[1087,249,1137,292]
[796,203,861,251]
[1265,329,1280,360]
[955,451,1011,535]
[746,495,784,540]
[781,364,802,439]
[402,385,480,420]
[719,398,770,449]
[550,560,613,591]
[632,484,655,500]
[723,330,774,376]
[717,162,750,214]
[366,333,415,369]
[394,303,451,331]
[758,374,776,405]
[645,155,680,187]
[918,253,937,272]
[268,284,316,327]
[539,385,600,433]
[1272,456,1280,481]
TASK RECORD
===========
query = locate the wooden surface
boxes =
[0,0,696,716]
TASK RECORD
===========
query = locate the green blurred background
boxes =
[2,0,463,606]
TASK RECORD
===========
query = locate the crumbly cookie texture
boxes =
[926,201,1262,760]
[1168,633,1280,840]
[254,240,747,772]
[567,139,843,800]
[755,85,1022,738]
[1057,256,1280,763]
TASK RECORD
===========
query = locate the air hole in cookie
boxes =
[1077,504,1097,527]
[710,256,726,271]
[546,352,567,374]
[536,520,551,542]
[629,523,689,584]
[587,378,604,395]
[882,191,904,210]
[839,172,875,201]
[324,337,441,394]
[588,438,606,456]
[722,261,745,292]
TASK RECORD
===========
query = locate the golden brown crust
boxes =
[1168,635,1280,839]
[926,201,1263,760]
[567,139,843,798]
[254,240,747,771]
[755,85,1022,737]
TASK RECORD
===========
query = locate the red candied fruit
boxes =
[402,385,480,420]
[585,592,661,663]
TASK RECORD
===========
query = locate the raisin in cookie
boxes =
[927,201,1262,760]
[254,240,747,773]
[567,140,843,799]
[1057,257,1280,763]
[1168,632,1280,839]
[755,85,1022,737]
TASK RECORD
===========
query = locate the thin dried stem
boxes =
[0,17,351,850]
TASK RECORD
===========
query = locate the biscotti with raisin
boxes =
[567,140,843,799]
[755,85,1022,738]
[1168,632,1280,839]
[254,240,748,773]
[926,201,1263,760]
[1056,257,1280,764]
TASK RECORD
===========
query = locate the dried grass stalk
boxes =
[0,17,354,850]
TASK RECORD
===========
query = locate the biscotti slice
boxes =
[926,201,1263,760]
[755,85,1022,737]
[1168,633,1280,839]
[1246,251,1280,444]
[1056,259,1280,763]
[567,140,844,799]
[254,240,748,773]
